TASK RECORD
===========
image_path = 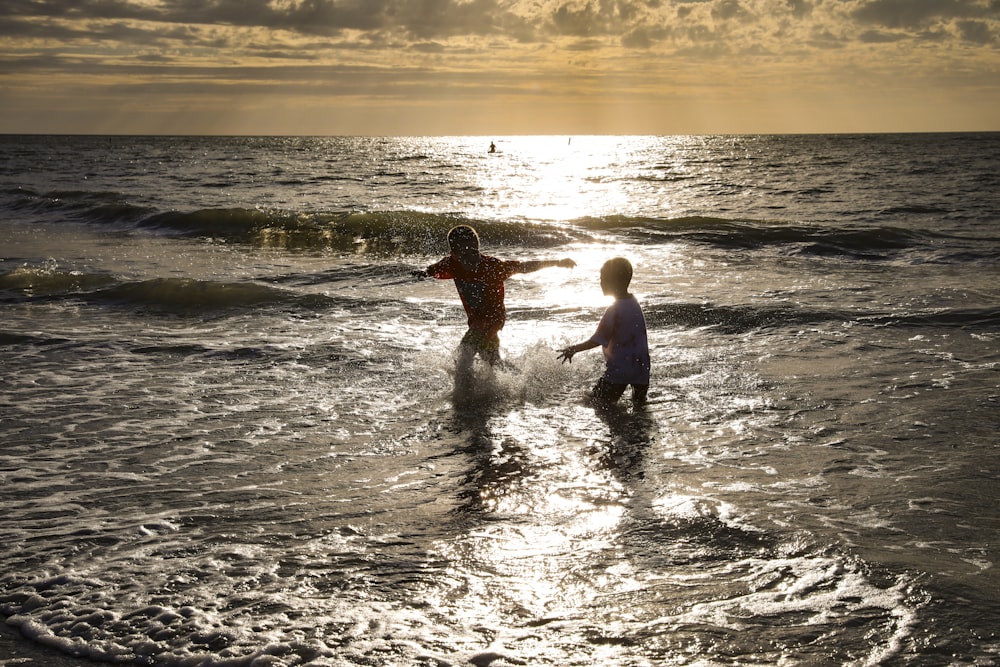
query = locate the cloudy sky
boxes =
[2,0,998,134]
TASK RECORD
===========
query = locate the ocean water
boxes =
[0,133,998,667]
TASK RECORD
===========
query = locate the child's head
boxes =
[448,225,481,269]
[600,257,633,296]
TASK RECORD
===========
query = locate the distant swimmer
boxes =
[489,141,496,153]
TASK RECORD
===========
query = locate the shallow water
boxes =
[1,134,998,666]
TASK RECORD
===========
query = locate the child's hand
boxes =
[557,348,575,363]
[558,258,576,269]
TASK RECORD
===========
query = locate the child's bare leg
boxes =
[456,339,476,376]
[591,377,627,405]
[456,328,502,374]
[482,346,502,367]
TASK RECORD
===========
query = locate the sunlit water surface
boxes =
[1,134,998,666]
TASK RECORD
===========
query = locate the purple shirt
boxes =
[590,294,650,385]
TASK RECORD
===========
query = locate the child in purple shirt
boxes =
[558,257,650,405]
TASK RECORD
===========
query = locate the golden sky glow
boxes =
[1,0,998,134]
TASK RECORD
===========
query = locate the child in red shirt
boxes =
[416,225,575,371]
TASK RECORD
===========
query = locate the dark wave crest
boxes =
[643,302,812,333]
[6,185,994,262]
[92,278,340,314]
[861,307,1000,329]
[139,209,580,253]
[4,187,154,225]
[0,271,349,315]
[642,301,1000,334]
[0,266,117,295]
[5,187,572,252]
[137,209,983,261]
[573,215,967,259]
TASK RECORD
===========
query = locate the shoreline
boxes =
[0,622,95,667]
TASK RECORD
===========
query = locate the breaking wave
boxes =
[6,186,994,262]
[0,274,344,315]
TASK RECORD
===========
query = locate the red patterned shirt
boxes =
[427,254,524,336]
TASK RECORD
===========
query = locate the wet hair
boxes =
[601,257,633,288]
[447,225,479,249]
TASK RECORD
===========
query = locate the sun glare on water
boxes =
[468,136,669,223]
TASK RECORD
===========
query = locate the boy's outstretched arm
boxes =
[520,258,576,273]
[558,338,599,363]
[415,258,453,280]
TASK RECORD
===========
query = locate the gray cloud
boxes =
[852,0,998,29]
[621,24,672,48]
[5,0,159,21]
[3,0,495,37]
[711,0,750,21]
[857,28,907,42]
[786,0,813,19]
[549,2,618,37]
[2,0,998,48]
[2,0,998,63]
[0,16,81,38]
[957,17,995,41]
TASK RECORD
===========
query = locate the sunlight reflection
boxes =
[510,244,617,311]
[434,513,628,632]
[429,398,634,638]
[468,136,680,223]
